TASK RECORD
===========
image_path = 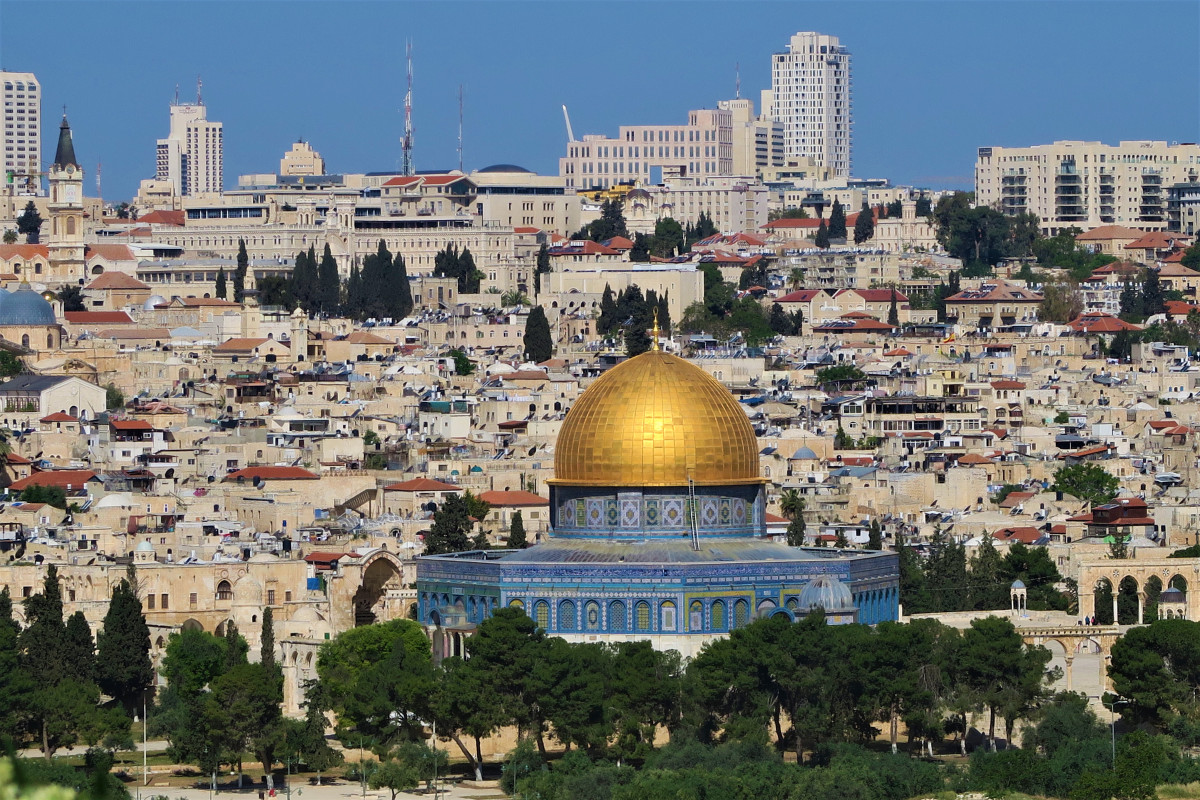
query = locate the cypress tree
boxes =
[508,511,528,549]
[887,288,899,326]
[345,263,363,319]
[534,242,551,294]
[459,247,480,293]
[260,606,275,669]
[96,578,154,710]
[1143,267,1165,317]
[0,586,33,732]
[815,220,830,250]
[523,306,553,363]
[224,621,247,669]
[215,268,227,300]
[317,244,340,316]
[63,611,96,684]
[854,202,876,244]
[20,565,66,685]
[235,239,249,302]
[598,284,617,335]
[868,519,883,551]
[828,200,847,240]
[390,253,413,320]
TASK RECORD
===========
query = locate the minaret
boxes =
[47,115,86,283]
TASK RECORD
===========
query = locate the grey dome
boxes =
[144,295,167,310]
[0,284,56,326]
[478,163,532,173]
[1011,579,1026,589]
[791,446,818,460]
[798,575,854,612]
[135,540,155,552]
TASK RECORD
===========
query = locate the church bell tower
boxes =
[47,115,86,283]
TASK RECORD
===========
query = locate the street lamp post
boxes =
[1104,697,1131,764]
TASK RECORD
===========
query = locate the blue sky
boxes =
[2,1,1197,201]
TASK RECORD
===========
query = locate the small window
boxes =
[267,589,276,605]
[216,580,233,600]
[284,590,292,602]
[160,593,168,609]
[147,594,155,609]
[189,592,198,607]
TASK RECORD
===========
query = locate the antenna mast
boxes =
[196,75,203,105]
[735,62,740,99]
[457,84,463,173]
[96,161,101,198]
[402,41,414,176]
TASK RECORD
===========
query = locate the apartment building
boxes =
[975,140,1200,235]
[156,95,224,196]
[718,98,784,179]
[1,72,40,195]
[559,107,733,191]
[765,32,853,177]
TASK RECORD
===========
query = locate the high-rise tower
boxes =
[766,32,852,177]
[1,72,41,193]
[155,80,223,196]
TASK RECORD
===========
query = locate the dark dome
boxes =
[478,163,533,174]
[0,284,56,326]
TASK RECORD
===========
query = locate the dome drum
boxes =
[549,483,765,539]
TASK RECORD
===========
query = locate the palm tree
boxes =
[789,267,805,290]
[779,488,805,522]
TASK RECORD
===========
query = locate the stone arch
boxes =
[352,550,405,626]
[216,580,233,600]
[181,618,203,632]
[1093,577,1115,624]
[1117,576,1140,624]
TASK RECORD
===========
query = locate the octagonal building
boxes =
[416,347,899,657]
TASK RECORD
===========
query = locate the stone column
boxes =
[1064,655,1074,692]
[1112,593,1119,625]
[1138,592,1146,625]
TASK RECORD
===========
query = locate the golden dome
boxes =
[552,350,763,487]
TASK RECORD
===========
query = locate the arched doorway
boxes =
[1094,578,1115,624]
[1117,577,1140,624]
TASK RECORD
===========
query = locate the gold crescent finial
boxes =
[651,308,660,351]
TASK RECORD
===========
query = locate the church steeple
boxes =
[53,115,78,169]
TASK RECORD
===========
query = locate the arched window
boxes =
[47,334,54,349]
[559,600,577,631]
[533,600,549,630]
[66,218,76,236]
[216,580,233,600]
[710,600,725,630]
[660,601,677,631]
[609,600,627,632]
[635,601,651,631]
[584,601,600,631]
[689,600,703,631]
[733,599,749,628]
[508,598,524,611]
[21,335,29,348]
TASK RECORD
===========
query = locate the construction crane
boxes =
[561,105,575,144]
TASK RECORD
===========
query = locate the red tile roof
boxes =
[64,311,135,325]
[990,380,1026,390]
[993,526,1043,544]
[9,470,99,490]
[851,289,910,303]
[384,477,461,492]
[776,290,822,303]
[0,244,50,260]
[223,466,319,482]
[1075,225,1143,241]
[762,218,822,230]
[137,210,185,226]
[213,337,272,353]
[85,244,138,262]
[478,490,549,507]
[1067,312,1142,333]
[1165,301,1200,316]
[957,453,994,465]
[39,412,76,422]
[513,226,541,234]
[883,347,914,356]
[303,551,347,565]
[111,419,153,431]
[998,491,1035,508]
[85,272,149,290]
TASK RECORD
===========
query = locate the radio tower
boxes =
[457,84,463,172]
[96,161,102,198]
[402,40,414,176]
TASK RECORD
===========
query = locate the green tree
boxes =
[2,229,17,244]
[867,519,883,551]
[314,620,430,715]
[433,655,504,781]
[16,201,42,244]
[214,268,227,300]
[1142,266,1166,317]
[507,510,528,549]
[828,200,847,240]
[464,609,549,752]
[56,285,84,313]
[424,494,475,555]
[768,206,810,221]
[815,219,830,249]
[959,616,1053,747]
[317,244,341,315]
[260,606,275,669]
[95,575,154,712]
[816,363,868,386]
[1181,242,1200,271]
[0,351,23,377]
[447,349,475,376]
[63,611,96,685]
[223,620,248,670]
[968,534,1008,610]
[523,306,553,363]
[652,217,685,258]
[0,587,33,734]
[344,262,364,319]
[853,202,875,244]
[834,425,854,450]
[768,303,795,336]
[369,757,419,800]
[887,288,899,326]
[785,503,807,548]
[1051,463,1120,506]
[104,384,123,411]
[534,242,552,294]
[234,239,249,303]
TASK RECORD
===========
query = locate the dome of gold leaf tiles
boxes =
[551,350,763,487]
